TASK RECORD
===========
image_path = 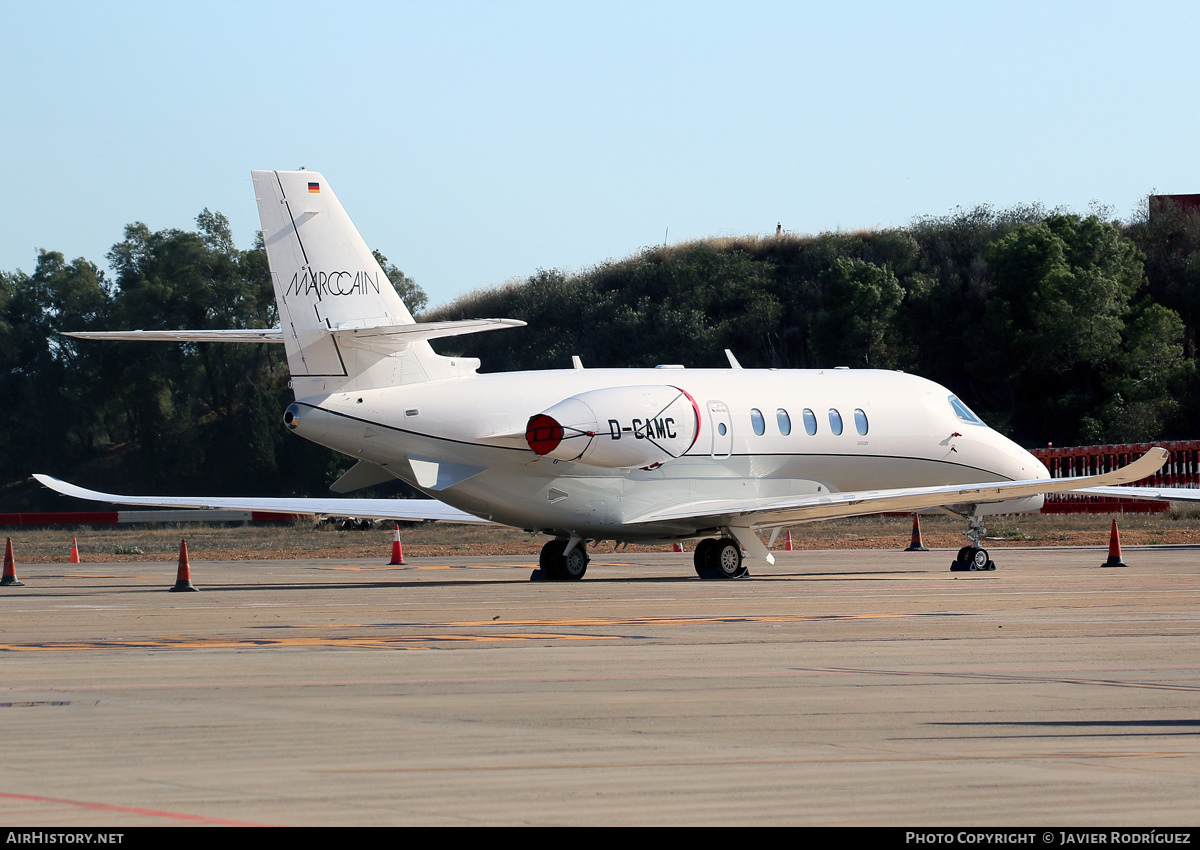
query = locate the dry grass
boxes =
[3,509,1200,564]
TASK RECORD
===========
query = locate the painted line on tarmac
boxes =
[284,612,940,630]
[799,666,1200,693]
[317,563,531,571]
[0,632,621,651]
[0,791,272,826]
[5,664,1200,694]
[315,750,1196,774]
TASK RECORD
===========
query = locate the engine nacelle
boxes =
[526,385,700,469]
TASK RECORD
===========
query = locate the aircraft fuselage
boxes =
[284,366,1049,541]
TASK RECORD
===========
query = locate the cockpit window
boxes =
[949,396,985,426]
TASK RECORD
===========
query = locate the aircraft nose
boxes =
[1003,439,1049,481]
[1030,451,1051,481]
[976,428,1048,482]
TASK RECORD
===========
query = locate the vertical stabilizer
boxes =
[252,170,445,394]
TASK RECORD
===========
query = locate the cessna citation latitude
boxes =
[36,170,1199,580]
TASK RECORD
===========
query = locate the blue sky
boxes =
[4,1,1198,310]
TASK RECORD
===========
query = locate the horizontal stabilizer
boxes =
[624,448,1169,529]
[33,475,490,524]
[63,318,525,346]
[65,329,285,343]
[329,317,525,342]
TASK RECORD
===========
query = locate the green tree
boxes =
[984,214,1148,442]
[0,253,114,483]
[101,212,290,492]
[811,258,904,368]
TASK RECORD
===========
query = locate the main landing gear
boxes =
[692,538,749,579]
[538,538,589,581]
[950,515,995,572]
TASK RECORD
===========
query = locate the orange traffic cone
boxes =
[905,514,928,551]
[672,542,684,552]
[1,538,24,587]
[389,524,406,565]
[1102,519,1128,568]
[69,538,81,564]
[169,540,199,591]
[784,531,793,551]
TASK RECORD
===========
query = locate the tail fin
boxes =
[254,169,503,394]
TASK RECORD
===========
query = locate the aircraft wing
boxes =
[1069,484,1200,502]
[32,475,490,524]
[624,448,1170,529]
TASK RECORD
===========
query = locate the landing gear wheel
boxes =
[538,539,588,581]
[969,546,992,571]
[694,539,717,576]
[709,539,747,579]
[951,545,995,572]
[539,539,562,573]
[562,546,589,580]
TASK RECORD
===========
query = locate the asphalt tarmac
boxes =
[1,545,1198,826]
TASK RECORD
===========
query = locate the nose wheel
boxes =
[950,515,995,571]
[951,545,994,571]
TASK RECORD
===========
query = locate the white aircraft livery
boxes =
[37,170,1199,580]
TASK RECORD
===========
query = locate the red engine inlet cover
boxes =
[525,414,564,455]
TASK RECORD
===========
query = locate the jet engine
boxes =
[525,385,700,469]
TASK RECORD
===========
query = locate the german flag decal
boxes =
[308,182,320,193]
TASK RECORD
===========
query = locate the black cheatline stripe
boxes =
[293,402,1009,480]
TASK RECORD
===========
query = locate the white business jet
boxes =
[36,171,1194,580]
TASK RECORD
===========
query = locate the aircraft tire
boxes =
[694,539,717,576]
[709,539,746,579]
[561,546,589,580]
[538,538,588,581]
[969,547,991,571]
[539,539,566,579]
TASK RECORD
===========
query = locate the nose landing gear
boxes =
[951,515,995,571]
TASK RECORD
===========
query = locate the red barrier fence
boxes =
[1031,440,1200,513]
[0,510,301,528]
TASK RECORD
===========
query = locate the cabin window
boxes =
[829,408,843,436]
[949,395,985,425]
[777,408,791,436]
[854,408,868,435]
[750,408,765,436]
[802,408,817,435]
